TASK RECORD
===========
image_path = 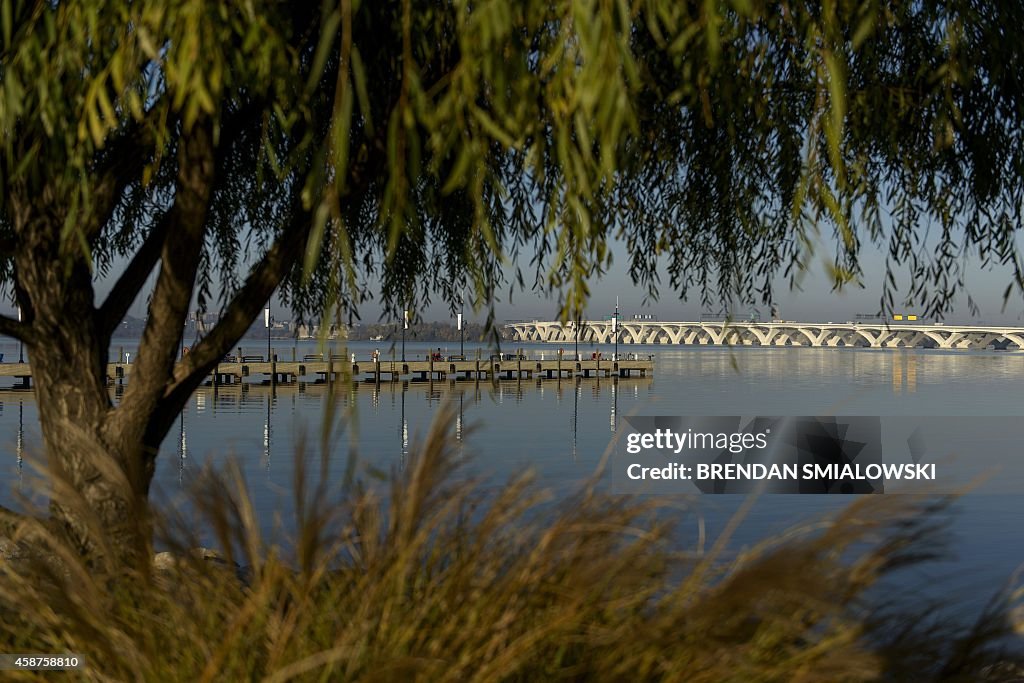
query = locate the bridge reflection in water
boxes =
[507,320,1024,350]
[892,354,918,394]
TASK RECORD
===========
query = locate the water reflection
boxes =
[6,346,1024,516]
[15,399,23,491]
[171,375,652,473]
[572,380,580,462]
[2,346,1023,620]
[891,353,919,394]
[5,347,1024,492]
[400,390,408,470]
[610,380,617,433]
[888,352,921,395]
[262,386,272,472]
[178,411,187,485]
[456,391,464,443]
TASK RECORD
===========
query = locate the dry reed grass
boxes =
[0,404,1021,681]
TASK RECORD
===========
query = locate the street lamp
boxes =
[613,296,619,362]
[17,305,23,363]
[264,306,271,361]
[402,309,408,362]
[457,300,464,357]
[575,315,580,361]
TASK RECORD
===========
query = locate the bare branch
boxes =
[0,314,32,344]
[87,122,160,247]
[96,211,171,338]
[146,212,312,445]
[95,101,269,340]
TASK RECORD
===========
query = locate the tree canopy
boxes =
[2,1,1023,330]
[1,0,1024,561]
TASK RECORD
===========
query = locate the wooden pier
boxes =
[0,354,655,388]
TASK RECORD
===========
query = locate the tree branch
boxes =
[146,211,312,445]
[96,211,171,338]
[95,100,269,340]
[109,119,216,450]
[0,314,32,344]
[87,121,160,247]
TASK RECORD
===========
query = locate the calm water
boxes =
[1,339,1023,621]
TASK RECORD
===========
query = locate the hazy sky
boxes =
[336,230,1024,325]
[431,240,1024,326]
[4,228,1024,327]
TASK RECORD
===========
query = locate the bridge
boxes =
[505,320,1024,350]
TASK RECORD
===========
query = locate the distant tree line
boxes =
[108,318,506,343]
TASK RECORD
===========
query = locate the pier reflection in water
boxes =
[162,375,649,481]
[15,398,23,491]
[0,396,28,495]
[101,370,651,511]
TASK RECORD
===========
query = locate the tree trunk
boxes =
[31,341,154,569]
[7,116,296,568]
[14,211,154,569]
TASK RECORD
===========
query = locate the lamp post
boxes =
[575,315,580,361]
[613,297,619,362]
[264,306,271,361]
[402,309,408,362]
[17,305,23,363]
[457,304,464,357]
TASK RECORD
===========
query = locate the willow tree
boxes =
[1,1,1022,564]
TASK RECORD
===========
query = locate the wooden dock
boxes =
[0,354,655,387]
